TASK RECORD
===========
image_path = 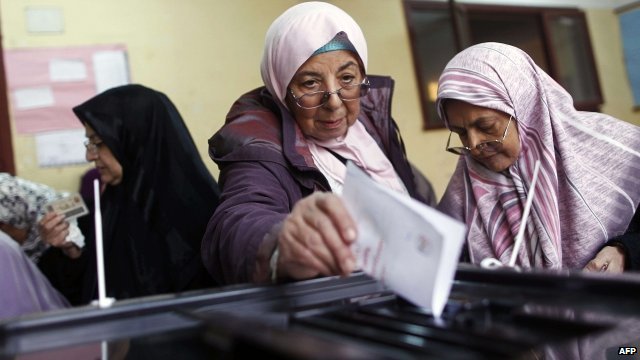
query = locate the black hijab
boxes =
[73,84,220,301]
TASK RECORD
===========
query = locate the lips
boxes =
[473,153,496,167]
[477,154,495,161]
[319,118,344,129]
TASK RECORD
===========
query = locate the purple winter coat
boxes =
[0,231,69,320]
[202,75,435,284]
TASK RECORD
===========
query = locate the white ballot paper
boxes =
[341,163,466,318]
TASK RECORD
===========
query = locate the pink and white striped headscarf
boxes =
[436,42,640,269]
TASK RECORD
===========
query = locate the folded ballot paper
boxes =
[341,163,466,318]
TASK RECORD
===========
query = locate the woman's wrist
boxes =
[251,221,283,283]
[62,243,82,259]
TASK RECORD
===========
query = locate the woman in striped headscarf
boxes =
[436,42,640,272]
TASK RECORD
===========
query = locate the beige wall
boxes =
[1,1,637,199]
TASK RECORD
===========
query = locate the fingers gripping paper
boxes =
[45,193,89,220]
[341,163,466,317]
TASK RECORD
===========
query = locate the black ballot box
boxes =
[1,265,640,359]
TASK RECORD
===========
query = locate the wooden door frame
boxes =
[0,20,15,175]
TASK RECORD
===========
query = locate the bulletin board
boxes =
[618,4,640,109]
[3,44,129,167]
[4,44,129,133]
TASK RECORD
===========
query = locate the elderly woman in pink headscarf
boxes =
[201,2,435,284]
[437,42,640,273]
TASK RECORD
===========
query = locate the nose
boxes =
[323,88,342,110]
[465,130,484,151]
[85,149,97,162]
[319,79,345,110]
[322,91,343,110]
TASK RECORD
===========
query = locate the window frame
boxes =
[403,1,604,129]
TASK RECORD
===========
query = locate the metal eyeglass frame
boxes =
[446,116,513,155]
[84,139,100,155]
[288,78,370,110]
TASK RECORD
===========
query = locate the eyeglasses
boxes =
[83,139,102,155]
[446,116,512,155]
[289,79,370,110]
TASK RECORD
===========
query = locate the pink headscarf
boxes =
[436,42,640,269]
[260,1,368,107]
[260,2,406,194]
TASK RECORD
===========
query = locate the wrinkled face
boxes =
[84,123,123,186]
[445,100,520,172]
[285,50,363,141]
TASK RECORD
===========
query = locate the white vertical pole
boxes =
[508,160,541,267]
[94,179,114,308]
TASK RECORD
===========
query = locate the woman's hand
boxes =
[276,192,357,280]
[584,245,626,273]
[38,212,82,259]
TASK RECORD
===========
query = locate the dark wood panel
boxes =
[0,24,15,175]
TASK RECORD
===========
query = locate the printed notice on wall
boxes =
[49,58,87,82]
[4,44,130,134]
[35,129,88,167]
[13,86,55,110]
[93,50,129,94]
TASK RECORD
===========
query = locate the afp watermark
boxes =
[618,347,638,356]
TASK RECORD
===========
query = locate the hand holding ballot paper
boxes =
[341,163,466,318]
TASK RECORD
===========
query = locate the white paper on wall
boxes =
[93,50,130,94]
[49,58,87,82]
[13,86,55,110]
[25,7,64,33]
[35,129,88,167]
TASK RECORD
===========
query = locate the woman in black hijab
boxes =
[74,84,220,301]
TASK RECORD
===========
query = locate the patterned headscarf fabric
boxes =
[0,173,84,262]
[260,1,368,107]
[436,42,640,269]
